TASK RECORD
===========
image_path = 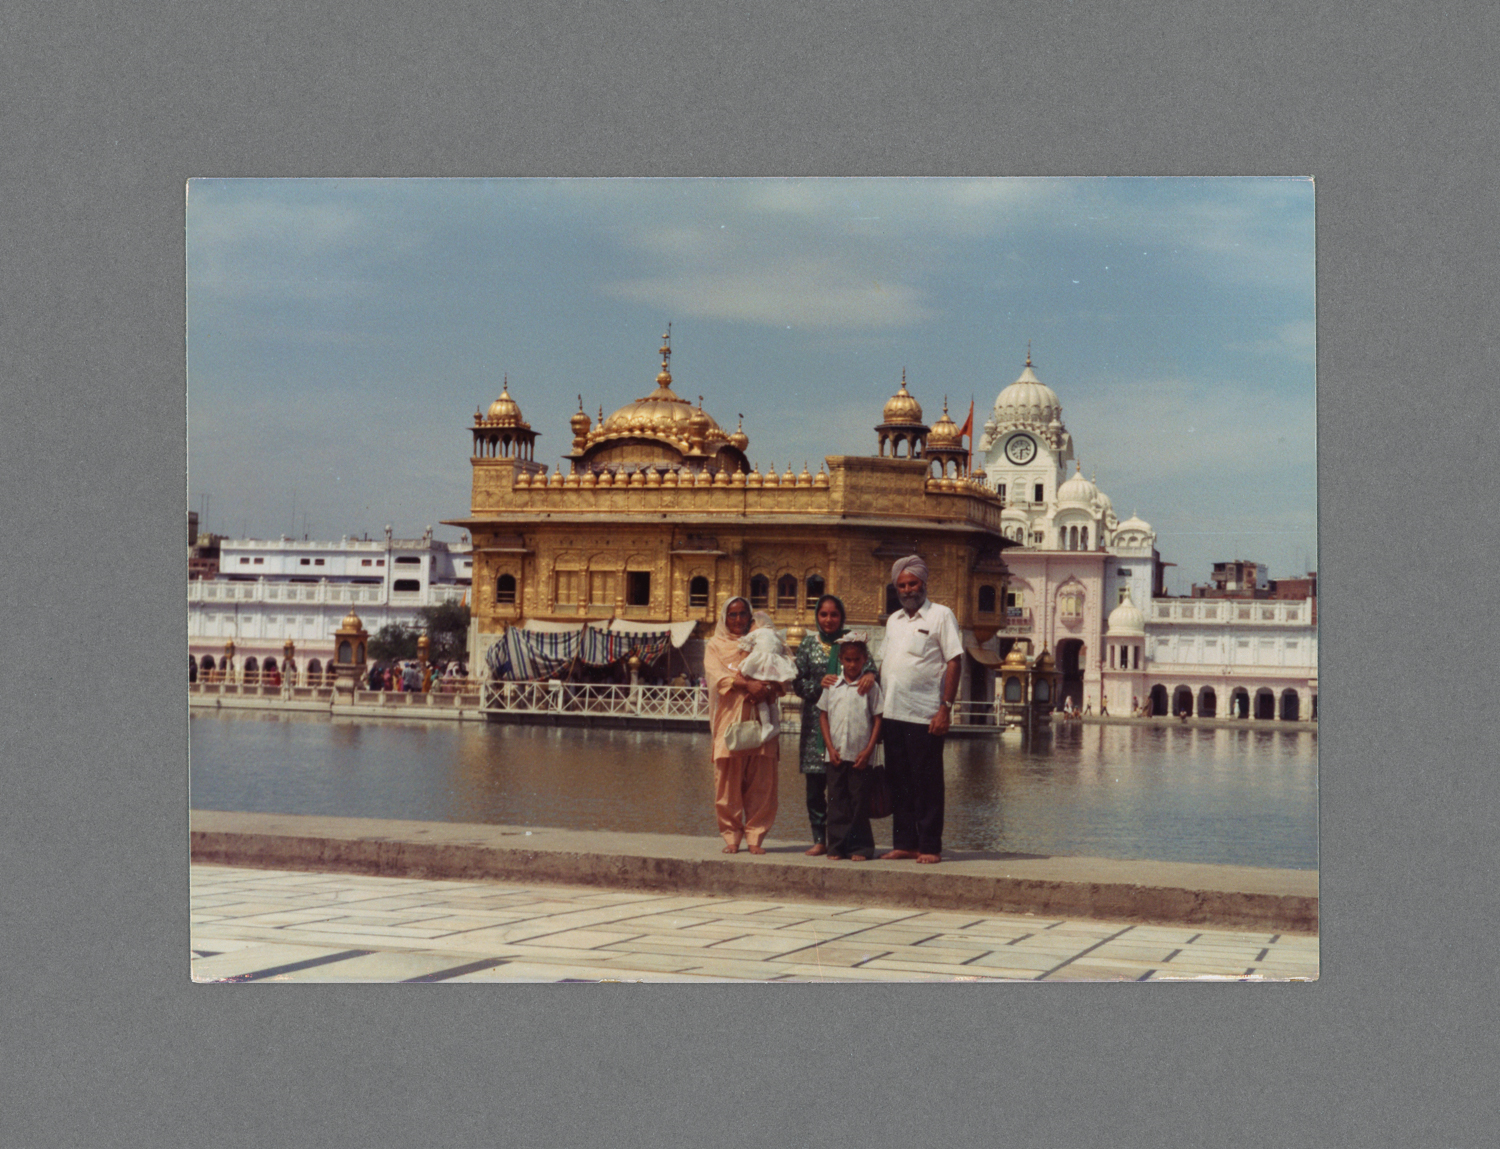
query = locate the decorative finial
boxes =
[1026,340,1032,366]
[598,404,604,423]
[698,394,704,408]
[577,394,584,412]
[943,396,950,415]
[737,413,744,430]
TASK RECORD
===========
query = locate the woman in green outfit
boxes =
[791,594,876,855]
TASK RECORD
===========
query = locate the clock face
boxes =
[1004,434,1038,465]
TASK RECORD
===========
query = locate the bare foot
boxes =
[722,842,742,854]
[916,853,941,864]
[747,844,767,855]
[880,849,919,860]
[826,853,845,861]
[804,843,827,856]
[850,854,868,862]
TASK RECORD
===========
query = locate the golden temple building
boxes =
[447,330,1017,688]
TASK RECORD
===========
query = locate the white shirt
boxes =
[879,598,963,725]
[817,676,884,762]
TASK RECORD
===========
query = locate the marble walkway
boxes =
[191,863,1319,984]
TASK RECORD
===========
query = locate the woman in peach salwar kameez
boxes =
[703,596,782,854]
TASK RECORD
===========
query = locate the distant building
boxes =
[187,526,472,680]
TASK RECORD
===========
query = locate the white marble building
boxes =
[188,526,472,679]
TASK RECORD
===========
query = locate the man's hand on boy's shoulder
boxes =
[857,672,876,696]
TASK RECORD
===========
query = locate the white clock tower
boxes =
[978,352,1076,543]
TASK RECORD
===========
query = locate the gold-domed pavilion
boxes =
[564,329,750,478]
[875,369,931,460]
[448,327,1015,691]
[471,376,538,461]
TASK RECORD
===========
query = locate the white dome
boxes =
[1057,464,1098,506]
[1107,594,1145,636]
[1117,511,1152,534]
[991,362,1062,425]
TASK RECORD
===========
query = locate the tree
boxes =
[368,622,418,663]
[417,601,471,663]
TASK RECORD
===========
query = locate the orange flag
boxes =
[959,398,974,472]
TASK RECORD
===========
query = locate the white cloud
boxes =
[606,255,936,329]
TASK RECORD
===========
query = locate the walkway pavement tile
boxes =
[965,950,1077,972]
[270,951,480,982]
[513,928,647,950]
[766,962,969,983]
[191,942,355,981]
[191,935,272,956]
[701,934,820,956]
[865,942,991,965]
[448,961,740,983]
[857,956,1018,978]
[669,958,791,980]
[1053,958,1167,980]
[767,944,891,967]
[898,911,994,929]
[706,899,801,915]
[595,934,731,954]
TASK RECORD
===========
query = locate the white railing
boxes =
[481,681,711,720]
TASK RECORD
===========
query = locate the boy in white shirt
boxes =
[816,633,884,861]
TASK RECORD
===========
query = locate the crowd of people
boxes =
[365,660,470,693]
[703,554,962,865]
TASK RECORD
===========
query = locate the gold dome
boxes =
[486,376,526,427]
[927,397,961,446]
[882,369,924,425]
[340,609,364,631]
[729,414,749,452]
[584,330,740,467]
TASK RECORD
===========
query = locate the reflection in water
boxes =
[190,712,1317,869]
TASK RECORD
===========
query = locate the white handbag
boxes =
[723,720,770,751]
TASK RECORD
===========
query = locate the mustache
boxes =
[897,590,926,609]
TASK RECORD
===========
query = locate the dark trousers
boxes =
[825,763,874,857]
[883,718,945,855]
[805,771,828,844]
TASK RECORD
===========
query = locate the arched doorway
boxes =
[308,658,323,685]
[200,654,217,682]
[1149,684,1169,717]
[1198,686,1217,718]
[243,656,259,685]
[1280,689,1300,721]
[1056,638,1085,711]
[188,656,197,683]
[1174,685,1194,718]
[1255,688,1276,720]
[1230,687,1250,719]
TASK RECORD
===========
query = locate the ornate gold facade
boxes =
[446,333,1014,646]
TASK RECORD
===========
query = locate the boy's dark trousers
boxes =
[825,761,875,857]
[883,718,945,856]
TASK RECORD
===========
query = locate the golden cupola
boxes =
[471,375,539,461]
[926,397,961,447]
[882,369,924,425]
[486,377,526,426]
[569,327,750,476]
[875,368,931,460]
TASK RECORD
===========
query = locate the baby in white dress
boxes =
[737,611,797,742]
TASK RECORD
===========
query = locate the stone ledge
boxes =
[189,810,1318,934]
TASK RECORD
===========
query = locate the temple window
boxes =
[978,584,997,614]
[750,574,770,609]
[626,571,651,607]
[497,574,517,604]
[776,574,798,609]
[689,576,710,608]
[805,575,825,608]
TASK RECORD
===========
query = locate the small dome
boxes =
[882,370,924,425]
[1107,593,1145,636]
[926,398,962,447]
[1057,463,1098,506]
[991,354,1062,425]
[1117,511,1153,534]
[341,609,364,631]
[729,415,749,453]
[486,378,525,426]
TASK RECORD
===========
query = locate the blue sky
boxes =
[187,177,1315,592]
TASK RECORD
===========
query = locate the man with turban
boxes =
[878,554,963,864]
